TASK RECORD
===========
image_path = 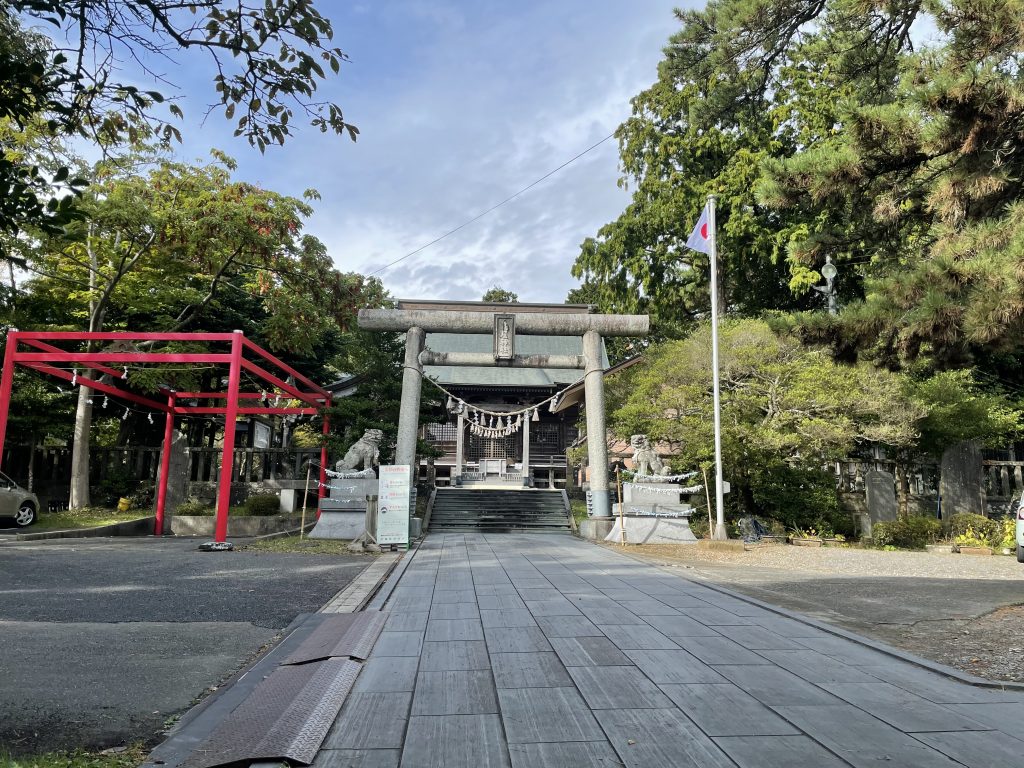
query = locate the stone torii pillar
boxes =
[583,329,611,518]
[395,326,425,472]
[455,410,465,481]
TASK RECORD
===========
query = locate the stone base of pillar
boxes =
[579,517,616,541]
[603,516,697,545]
[308,510,366,539]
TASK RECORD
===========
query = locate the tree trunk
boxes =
[69,224,102,509]
[27,435,36,492]
[69,386,93,508]
[895,460,911,520]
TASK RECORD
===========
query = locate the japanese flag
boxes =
[685,204,712,255]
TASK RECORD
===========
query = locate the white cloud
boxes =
[171,1,687,303]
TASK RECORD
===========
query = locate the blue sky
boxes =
[135,2,688,303]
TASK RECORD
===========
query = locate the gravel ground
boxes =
[616,542,1024,683]
[638,542,1024,579]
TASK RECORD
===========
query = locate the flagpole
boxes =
[707,195,727,540]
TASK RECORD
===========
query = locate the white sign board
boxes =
[377,465,411,545]
[253,422,271,449]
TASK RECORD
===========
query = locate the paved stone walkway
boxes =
[313,533,1024,768]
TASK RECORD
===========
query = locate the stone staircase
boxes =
[428,488,572,533]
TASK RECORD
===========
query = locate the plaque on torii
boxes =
[494,314,514,361]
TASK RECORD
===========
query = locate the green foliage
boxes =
[908,370,1022,456]
[32,507,145,531]
[0,744,147,768]
[998,517,1016,550]
[606,319,923,531]
[947,513,1001,547]
[953,526,991,549]
[578,0,1024,369]
[871,516,943,549]
[92,465,139,507]
[481,286,518,303]
[1,1,355,250]
[689,514,710,540]
[175,498,215,516]
[243,493,281,517]
[747,465,851,537]
[242,535,359,555]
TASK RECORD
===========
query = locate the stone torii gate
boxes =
[357,307,649,527]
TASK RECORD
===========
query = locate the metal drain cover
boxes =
[282,613,387,665]
[182,658,361,768]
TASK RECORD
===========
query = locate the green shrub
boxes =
[872,515,942,549]
[947,513,1000,547]
[689,514,710,539]
[998,517,1016,549]
[176,498,214,516]
[749,465,852,537]
[93,465,140,506]
[243,493,280,516]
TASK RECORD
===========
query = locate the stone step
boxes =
[430,487,572,533]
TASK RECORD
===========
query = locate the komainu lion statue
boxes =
[335,429,383,474]
[630,434,669,476]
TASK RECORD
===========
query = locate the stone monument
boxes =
[864,469,897,536]
[309,429,381,540]
[939,440,985,517]
[629,434,670,477]
[604,436,701,544]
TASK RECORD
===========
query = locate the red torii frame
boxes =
[0,330,331,542]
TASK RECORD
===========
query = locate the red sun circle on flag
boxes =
[700,222,709,239]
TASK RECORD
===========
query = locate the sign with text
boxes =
[377,465,411,545]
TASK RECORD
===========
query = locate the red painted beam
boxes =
[16,331,237,342]
[240,336,330,398]
[20,363,170,411]
[170,407,319,416]
[0,331,19,469]
[21,338,122,380]
[171,392,268,400]
[14,352,229,364]
[240,358,327,407]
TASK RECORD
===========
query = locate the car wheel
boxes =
[1018,545,1024,564]
[13,502,36,528]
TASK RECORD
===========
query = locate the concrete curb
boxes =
[12,516,155,541]
[602,543,1024,693]
[321,552,402,613]
[365,539,422,611]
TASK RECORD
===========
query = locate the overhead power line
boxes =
[366,132,617,277]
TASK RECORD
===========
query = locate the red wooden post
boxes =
[318,412,329,518]
[0,330,18,470]
[215,332,244,542]
[154,394,175,536]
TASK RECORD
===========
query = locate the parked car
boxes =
[0,471,39,527]
[1016,488,1024,563]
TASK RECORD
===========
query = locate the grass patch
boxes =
[33,508,148,531]
[570,498,588,525]
[0,744,146,768]
[241,534,362,555]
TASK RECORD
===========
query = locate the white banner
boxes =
[377,465,411,545]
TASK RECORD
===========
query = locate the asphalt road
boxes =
[0,537,371,755]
